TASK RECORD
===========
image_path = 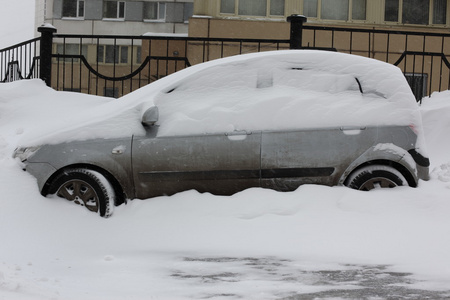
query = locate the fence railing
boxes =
[50,34,290,97]
[302,24,450,101]
[0,38,40,83]
[2,16,450,102]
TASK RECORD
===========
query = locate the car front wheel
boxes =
[48,168,115,217]
[345,165,407,191]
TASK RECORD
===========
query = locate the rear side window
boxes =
[273,68,361,94]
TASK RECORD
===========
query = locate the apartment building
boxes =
[34,0,193,96]
[37,0,194,35]
[190,0,449,39]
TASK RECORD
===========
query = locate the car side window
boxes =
[164,64,258,93]
[272,68,361,94]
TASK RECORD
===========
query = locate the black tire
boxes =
[345,165,407,191]
[48,168,115,217]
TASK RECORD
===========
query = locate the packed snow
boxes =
[1,56,450,298]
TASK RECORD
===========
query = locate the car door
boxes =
[132,129,261,199]
[260,127,378,191]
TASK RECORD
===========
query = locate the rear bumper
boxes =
[408,149,430,181]
[417,164,430,181]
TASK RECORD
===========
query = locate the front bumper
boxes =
[24,162,57,195]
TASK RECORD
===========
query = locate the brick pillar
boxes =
[287,15,307,50]
[38,25,57,87]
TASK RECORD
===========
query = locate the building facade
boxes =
[37,0,194,35]
[190,0,449,39]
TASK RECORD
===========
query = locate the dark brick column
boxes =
[38,25,57,87]
[287,15,307,50]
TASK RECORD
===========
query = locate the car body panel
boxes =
[260,127,378,190]
[24,123,426,201]
[132,127,262,198]
[26,162,57,192]
[26,138,135,198]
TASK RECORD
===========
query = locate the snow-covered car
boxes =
[14,50,430,217]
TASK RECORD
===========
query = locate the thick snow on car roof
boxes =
[3,50,423,148]
[149,50,421,137]
[154,50,416,103]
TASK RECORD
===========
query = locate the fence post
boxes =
[287,15,307,49]
[37,24,57,87]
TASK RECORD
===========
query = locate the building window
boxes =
[384,0,399,22]
[63,88,81,92]
[384,0,447,25]
[303,0,366,21]
[97,45,128,64]
[221,0,235,14]
[103,1,125,19]
[239,0,267,16]
[322,0,349,20]
[220,0,284,17]
[56,44,87,62]
[104,87,119,98]
[434,0,447,24]
[352,0,366,20]
[303,0,317,17]
[270,0,284,16]
[405,73,428,102]
[62,0,85,18]
[184,3,194,22]
[136,46,142,64]
[143,2,166,21]
[403,0,429,24]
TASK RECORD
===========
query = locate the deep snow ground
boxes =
[0,81,450,299]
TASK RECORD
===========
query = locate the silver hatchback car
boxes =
[14,50,430,217]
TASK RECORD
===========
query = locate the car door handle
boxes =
[340,126,366,135]
[112,146,125,155]
[226,131,251,140]
[226,130,251,136]
[340,126,366,131]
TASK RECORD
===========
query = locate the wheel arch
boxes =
[42,163,127,206]
[343,159,417,188]
[338,144,420,188]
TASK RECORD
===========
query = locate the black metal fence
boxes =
[302,25,450,101]
[49,34,290,97]
[2,16,450,102]
[0,38,40,82]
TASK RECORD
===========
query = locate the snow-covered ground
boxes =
[0,77,450,299]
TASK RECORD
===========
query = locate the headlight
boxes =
[13,146,40,162]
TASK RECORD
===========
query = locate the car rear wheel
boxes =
[345,165,407,191]
[48,168,115,217]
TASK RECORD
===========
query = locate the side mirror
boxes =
[142,106,159,126]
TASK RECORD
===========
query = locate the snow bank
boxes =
[0,54,450,299]
[421,90,450,167]
[0,79,149,149]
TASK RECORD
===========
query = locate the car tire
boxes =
[48,168,115,217]
[345,165,407,191]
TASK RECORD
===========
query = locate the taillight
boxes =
[408,124,419,135]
